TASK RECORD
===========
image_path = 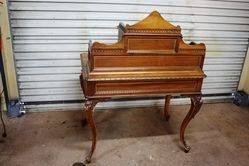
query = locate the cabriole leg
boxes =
[84,100,98,163]
[163,95,171,121]
[180,95,202,153]
[81,108,87,126]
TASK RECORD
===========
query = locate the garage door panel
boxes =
[8,0,248,108]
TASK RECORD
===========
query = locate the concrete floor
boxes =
[0,102,249,166]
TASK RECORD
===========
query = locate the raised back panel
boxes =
[127,38,177,53]
[90,11,206,71]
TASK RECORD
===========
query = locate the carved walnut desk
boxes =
[80,11,206,163]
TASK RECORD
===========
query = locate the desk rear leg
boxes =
[81,110,87,126]
[84,100,98,163]
[180,95,202,153]
[163,95,171,121]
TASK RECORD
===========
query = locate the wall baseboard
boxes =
[26,95,232,112]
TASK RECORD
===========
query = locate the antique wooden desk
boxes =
[80,11,206,163]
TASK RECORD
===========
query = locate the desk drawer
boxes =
[94,80,201,96]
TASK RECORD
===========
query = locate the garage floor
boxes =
[0,102,249,166]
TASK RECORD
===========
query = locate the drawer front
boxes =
[94,80,201,96]
[94,55,201,68]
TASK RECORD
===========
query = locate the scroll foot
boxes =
[85,155,91,164]
[182,141,191,153]
[84,100,98,163]
[180,95,202,153]
[163,95,171,121]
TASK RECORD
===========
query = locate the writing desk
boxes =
[80,11,206,163]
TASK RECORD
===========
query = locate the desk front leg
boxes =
[180,95,202,153]
[84,100,98,163]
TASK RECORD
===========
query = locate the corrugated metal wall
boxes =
[8,0,249,110]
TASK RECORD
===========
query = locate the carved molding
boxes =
[126,29,181,34]
[88,76,204,81]
[95,89,183,95]
[178,49,206,54]
[92,49,125,55]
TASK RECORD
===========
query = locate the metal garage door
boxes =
[8,0,249,110]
